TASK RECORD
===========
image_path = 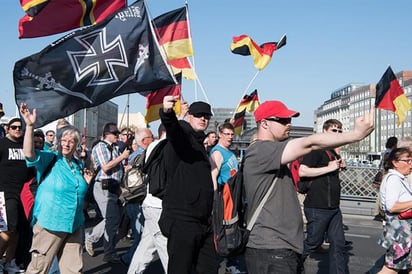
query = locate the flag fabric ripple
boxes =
[375,66,411,125]
[14,0,176,128]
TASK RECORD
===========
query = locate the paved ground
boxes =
[83,213,387,274]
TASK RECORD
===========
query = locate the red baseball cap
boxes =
[254,100,300,122]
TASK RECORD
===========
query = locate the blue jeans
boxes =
[121,203,144,265]
[303,207,347,274]
[244,247,303,274]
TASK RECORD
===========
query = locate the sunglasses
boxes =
[10,125,22,130]
[192,113,212,120]
[265,117,292,125]
[331,129,343,133]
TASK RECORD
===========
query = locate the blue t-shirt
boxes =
[210,144,239,185]
[26,151,88,233]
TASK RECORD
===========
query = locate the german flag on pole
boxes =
[145,74,182,124]
[167,58,196,80]
[375,66,411,125]
[230,34,286,70]
[153,6,194,61]
[233,109,246,136]
[235,90,259,113]
[18,0,126,39]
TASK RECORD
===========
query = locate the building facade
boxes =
[314,70,412,161]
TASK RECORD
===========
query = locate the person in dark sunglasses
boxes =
[299,119,350,274]
[158,95,218,274]
[242,100,374,274]
[0,117,35,273]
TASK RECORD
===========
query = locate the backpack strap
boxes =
[246,170,280,231]
[94,140,114,177]
[39,155,57,185]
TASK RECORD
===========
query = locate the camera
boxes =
[101,179,110,190]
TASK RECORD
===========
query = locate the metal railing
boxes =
[340,166,379,201]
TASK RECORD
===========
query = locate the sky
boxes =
[2,0,412,127]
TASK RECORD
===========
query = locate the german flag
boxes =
[153,6,194,61]
[18,0,126,39]
[231,34,286,70]
[235,90,259,113]
[20,0,49,17]
[167,58,196,80]
[145,75,182,124]
[375,66,411,125]
[233,109,246,136]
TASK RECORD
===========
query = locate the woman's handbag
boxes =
[398,209,412,220]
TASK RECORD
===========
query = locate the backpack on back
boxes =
[212,163,280,258]
[212,167,248,257]
[290,150,333,194]
[20,155,57,221]
[141,139,168,199]
[119,151,147,205]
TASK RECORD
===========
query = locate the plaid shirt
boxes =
[92,141,123,182]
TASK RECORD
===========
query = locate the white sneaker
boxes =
[4,259,23,273]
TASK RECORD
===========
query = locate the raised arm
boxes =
[20,103,36,161]
[282,107,374,164]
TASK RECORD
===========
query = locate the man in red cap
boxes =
[242,100,374,274]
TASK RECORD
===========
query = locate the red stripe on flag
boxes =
[156,21,190,45]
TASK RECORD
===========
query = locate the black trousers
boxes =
[159,215,218,274]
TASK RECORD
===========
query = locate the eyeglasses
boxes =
[331,129,343,133]
[398,159,412,164]
[192,113,212,120]
[265,117,292,125]
[9,125,22,130]
[221,132,234,136]
[47,134,55,137]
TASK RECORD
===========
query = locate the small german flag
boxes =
[230,34,286,70]
[236,90,259,113]
[233,109,246,136]
[375,66,411,125]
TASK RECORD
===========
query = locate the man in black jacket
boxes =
[159,95,217,274]
[299,119,348,274]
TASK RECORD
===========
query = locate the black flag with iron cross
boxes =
[13,0,176,127]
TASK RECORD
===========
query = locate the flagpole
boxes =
[185,3,198,101]
[126,94,130,130]
[83,108,87,145]
[232,70,260,118]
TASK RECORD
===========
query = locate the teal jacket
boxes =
[26,151,88,233]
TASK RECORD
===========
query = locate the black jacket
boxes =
[301,150,341,209]
[160,109,214,223]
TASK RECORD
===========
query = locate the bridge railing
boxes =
[340,166,380,201]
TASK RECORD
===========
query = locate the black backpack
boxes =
[141,139,168,199]
[212,165,248,257]
[212,160,279,257]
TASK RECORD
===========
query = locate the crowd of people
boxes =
[1,97,412,274]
